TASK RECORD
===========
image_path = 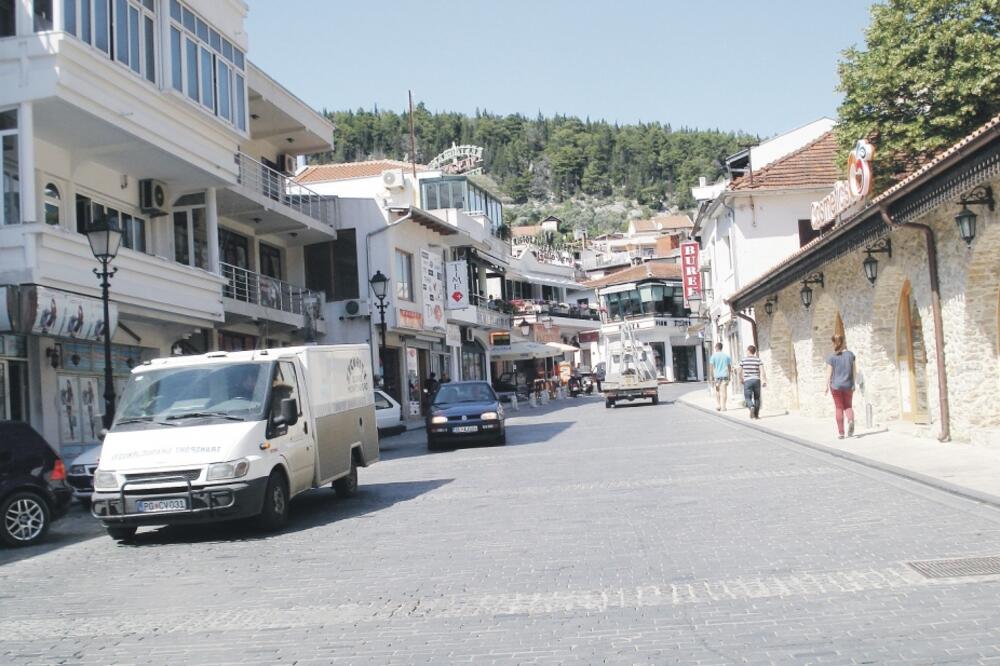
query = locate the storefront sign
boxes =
[397,308,424,330]
[428,144,484,175]
[489,331,511,351]
[445,260,469,310]
[532,325,561,344]
[24,285,118,342]
[578,330,600,344]
[811,139,874,230]
[680,242,702,303]
[446,323,462,348]
[421,249,446,332]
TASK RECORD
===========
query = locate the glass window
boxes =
[208,27,220,51]
[114,0,128,64]
[195,16,207,41]
[2,121,19,226]
[169,0,180,20]
[170,27,182,91]
[80,0,91,43]
[396,250,413,301]
[271,362,301,422]
[200,46,214,110]
[217,60,231,122]
[120,213,145,252]
[185,37,199,101]
[222,39,232,62]
[191,207,207,269]
[173,211,189,265]
[234,48,244,70]
[219,227,249,269]
[43,183,60,226]
[181,6,193,31]
[94,0,108,53]
[34,0,53,31]
[424,183,438,209]
[259,243,282,279]
[63,0,76,34]
[143,14,154,83]
[1,0,14,37]
[235,73,246,131]
[128,5,140,73]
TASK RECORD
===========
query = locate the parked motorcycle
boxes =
[581,375,595,395]
[568,376,583,397]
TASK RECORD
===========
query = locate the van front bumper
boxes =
[91,477,268,526]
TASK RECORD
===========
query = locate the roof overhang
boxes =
[247,63,334,155]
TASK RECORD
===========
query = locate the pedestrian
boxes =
[709,342,733,411]
[595,363,605,393]
[424,372,439,398]
[825,335,858,439]
[738,345,766,419]
[440,372,451,384]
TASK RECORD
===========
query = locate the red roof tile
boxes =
[729,131,841,191]
[583,261,682,289]
[296,160,430,184]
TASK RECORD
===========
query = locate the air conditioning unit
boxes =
[139,179,168,216]
[381,168,405,190]
[342,299,369,319]
[463,327,475,343]
[279,154,297,175]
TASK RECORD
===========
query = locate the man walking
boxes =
[709,343,733,411]
[738,345,766,419]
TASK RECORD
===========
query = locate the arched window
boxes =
[43,182,60,226]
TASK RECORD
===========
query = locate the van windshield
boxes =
[114,362,273,428]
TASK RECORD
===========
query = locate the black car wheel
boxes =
[1,491,51,547]
[106,525,138,542]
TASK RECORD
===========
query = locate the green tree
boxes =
[837,0,1000,183]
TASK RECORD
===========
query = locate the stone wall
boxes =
[754,175,1000,443]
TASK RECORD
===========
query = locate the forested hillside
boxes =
[318,105,756,232]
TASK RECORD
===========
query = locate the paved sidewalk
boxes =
[678,384,1000,507]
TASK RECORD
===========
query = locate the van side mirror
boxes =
[273,398,298,428]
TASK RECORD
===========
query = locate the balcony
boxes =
[513,299,601,322]
[216,152,336,244]
[447,294,512,330]
[221,263,326,333]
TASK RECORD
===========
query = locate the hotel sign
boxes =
[680,241,702,303]
[811,139,874,230]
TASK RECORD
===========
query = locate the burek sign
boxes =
[680,241,702,304]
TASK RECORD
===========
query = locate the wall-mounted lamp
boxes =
[763,295,778,317]
[45,345,62,368]
[800,272,824,309]
[518,319,531,336]
[955,185,994,247]
[862,237,892,286]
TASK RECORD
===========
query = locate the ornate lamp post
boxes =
[369,270,390,378]
[799,272,824,309]
[84,214,123,430]
[955,185,995,247]
[861,238,892,286]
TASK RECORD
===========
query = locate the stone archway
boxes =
[868,260,912,425]
[806,289,842,418]
[763,309,799,411]
[896,280,931,423]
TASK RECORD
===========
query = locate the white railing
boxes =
[221,263,324,317]
[235,152,331,227]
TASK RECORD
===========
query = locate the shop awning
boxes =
[490,340,562,361]
[546,341,579,353]
[519,272,584,290]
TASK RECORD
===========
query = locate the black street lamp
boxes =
[369,270,390,378]
[862,238,892,286]
[800,272,824,309]
[955,185,995,247]
[84,214,123,430]
[763,296,777,317]
[517,318,531,337]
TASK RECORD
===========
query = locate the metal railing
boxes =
[513,299,601,321]
[234,152,331,227]
[221,263,324,317]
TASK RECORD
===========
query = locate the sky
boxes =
[245,0,874,138]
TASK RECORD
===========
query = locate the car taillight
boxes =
[49,458,67,481]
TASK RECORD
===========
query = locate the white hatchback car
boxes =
[375,389,405,437]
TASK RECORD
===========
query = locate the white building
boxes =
[0,0,333,458]
[692,124,839,361]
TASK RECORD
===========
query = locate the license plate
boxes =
[452,425,478,433]
[135,498,188,513]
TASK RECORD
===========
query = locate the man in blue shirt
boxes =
[709,342,733,411]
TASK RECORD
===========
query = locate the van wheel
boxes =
[106,526,137,542]
[256,471,289,532]
[605,399,614,409]
[652,394,660,406]
[1,491,50,547]
[333,459,359,498]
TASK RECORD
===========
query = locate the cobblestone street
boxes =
[5,385,1000,664]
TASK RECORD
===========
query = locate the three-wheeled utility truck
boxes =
[91,345,378,540]
[601,324,660,408]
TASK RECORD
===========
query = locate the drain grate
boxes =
[907,556,1000,578]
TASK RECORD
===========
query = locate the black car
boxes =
[426,381,506,449]
[0,421,74,547]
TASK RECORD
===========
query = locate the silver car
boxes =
[67,445,101,507]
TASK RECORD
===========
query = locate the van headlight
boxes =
[94,470,118,489]
[206,458,250,481]
[481,411,499,421]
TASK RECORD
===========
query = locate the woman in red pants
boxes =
[824,335,859,439]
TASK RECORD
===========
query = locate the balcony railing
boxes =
[235,152,330,227]
[512,299,601,322]
[467,294,512,329]
[222,263,324,316]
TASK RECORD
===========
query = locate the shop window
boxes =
[1,109,18,226]
[396,250,413,301]
[43,182,60,226]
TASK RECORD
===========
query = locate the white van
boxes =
[90,345,378,540]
